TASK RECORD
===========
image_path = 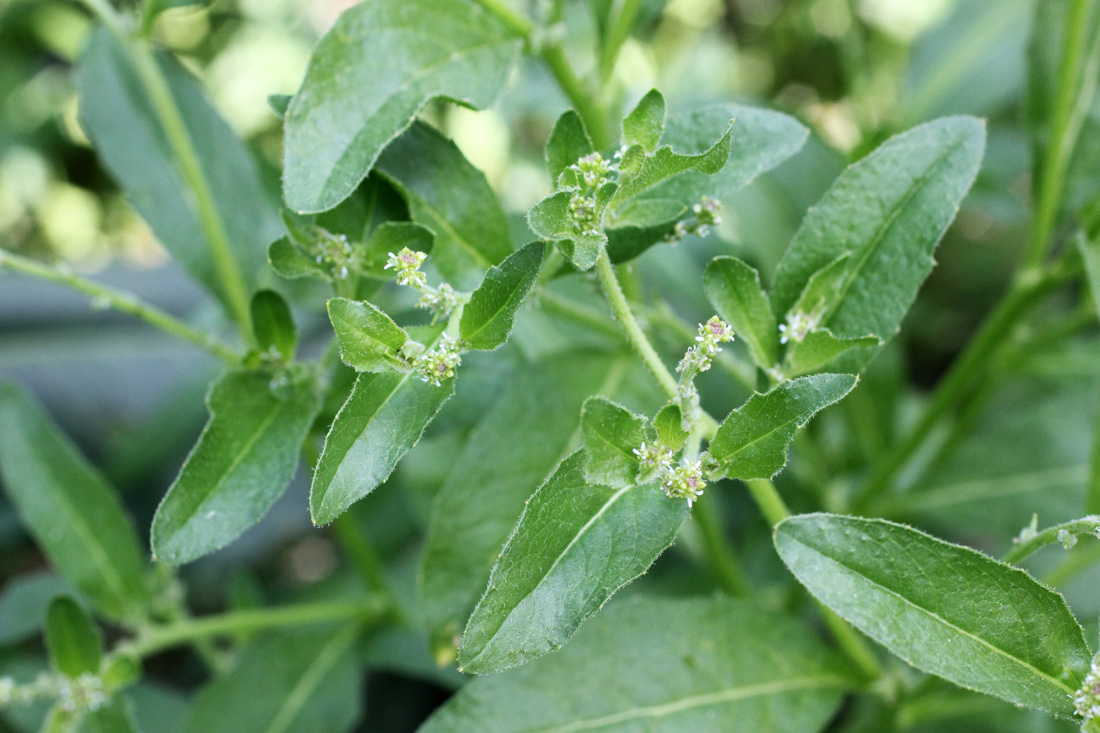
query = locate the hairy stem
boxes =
[1001,516,1100,565]
[124,599,388,658]
[0,250,240,363]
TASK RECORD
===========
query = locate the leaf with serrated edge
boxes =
[580,398,646,488]
[771,117,986,340]
[185,625,360,733]
[612,122,733,204]
[377,123,514,289]
[622,89,666,152]
[461,242,545,350]
[327,298,410,372]
[709,374,857,480]
[546,110,594,182]
[775,514,1091,716]
[459,452,688,674]
[426,597,851,731]
[283,0,521,212]
[0,384,149,621]
[152,370,321,564]
[311,368,454,526]
[704,256,778,369]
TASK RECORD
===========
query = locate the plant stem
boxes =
[75,0,254,339]
[124,599,388,658]
[0,250,240,364]
[1023,0,1096,270]
[599,0,642,86]
[473,0,612,148]
[852,265,1072,510]
[1001,516,1100,565]
[691,494,750,596]
[331,512,402,615]
[744,479,790,527]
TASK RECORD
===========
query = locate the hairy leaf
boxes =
[652,403,689,451]
[783,330,880,379]
[426,597,850,731]
[771,117,985,342]
[546,110,594,183]
[775,514,1091,716]
[327,298,410,372]
[283,0,520,212]
[152,370,321,564]
[0,385,149,622]
[580,398,647,488]
[622,89,666,152]
[461,242,545,350]
[312,369,453,526]
[459,453,688,674]
[250,290,297,361]
[709,374,857,480]
[704,256,778,369]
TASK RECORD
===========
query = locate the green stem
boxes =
[1001,516,1100,565]
[124,599,387,658]
[745,478,882,680]
[331,512,402,615]
[0,250,240,364]
[1023,0,1095,270]
[853,265,1071,510]
[691,494,750,596]
[76,0,253,339]
[599,0,643,86]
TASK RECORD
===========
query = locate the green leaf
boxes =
[622,89,666,152]
[0,574,77,645]
[419,355,617,660]
[268,236,328,281]
[580,398,646,488]
[703,256,778,369]
[311,368,454,526]
[76,29,279,313]
[327,298,411,372]
[709,374,857,480]
[1077,232,1100,320]
[0,384,149,622]
[185,626,361,733]
[775,514,1092,716]
[783,330,880,379]
[458,452,688,674]
[612,121,733,204]
[355,221,435,279]
[546,110,594,182]
[426,597,850,731]
[376,122,515,287]
[151,370,321,564]
[787,252,851,321]
[250,290,297,361]
[85,699,140,733]
[528,189,607,271]
[771,117,986,341]
[460,242,545,350]
[45,596,103,679]
[284,0,521,212]
[652,403,689,451]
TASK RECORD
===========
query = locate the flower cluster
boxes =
[568,194,602,238]
[778,310,820,345]
[1075,659,1100,724]
[384,247,428,288]
[662,460,706,506]
[570,152,613,189]
[57,673,107,713]
[677,316,734,374]
[634,441,674,473]
[418,282,459,315]
[668,197,724,243]
[413,334,463,386]
[311,230,355,280]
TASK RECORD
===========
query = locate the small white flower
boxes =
[1074,659,1100,723]
[662,460,706,506]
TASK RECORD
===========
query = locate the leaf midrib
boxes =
[783,532,1078,699]
[530,675,849,732]
[266,625,357,733]
[713,381,844,466]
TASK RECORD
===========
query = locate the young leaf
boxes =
[327,298,410,372]
[787,252,850,321]
[356,222,434,278]
[185,626,361,733]
[704,256,778,369]
[653,403,689,450]
[45,596,102,679]
[151,370,321,565]
[268,236,328,281]
[709,374,857,480]
[311,369,454,526]
[283,0,521,212]
[622,89,666,152]
[0,384,149,622]
[419,355,617,660]
[460,242,545,350]
[426,597,850,731]
[528,190,606,271]
[775,514,1092,716]
[77,29,280,314]
[545,110,594,182]
[580,397,647,487]
[250,290,297,361]
[782,330,880,378]
[612,121,733,204]
[770,117,986,341]
[458,452,688,674]
[377,123,515,287]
